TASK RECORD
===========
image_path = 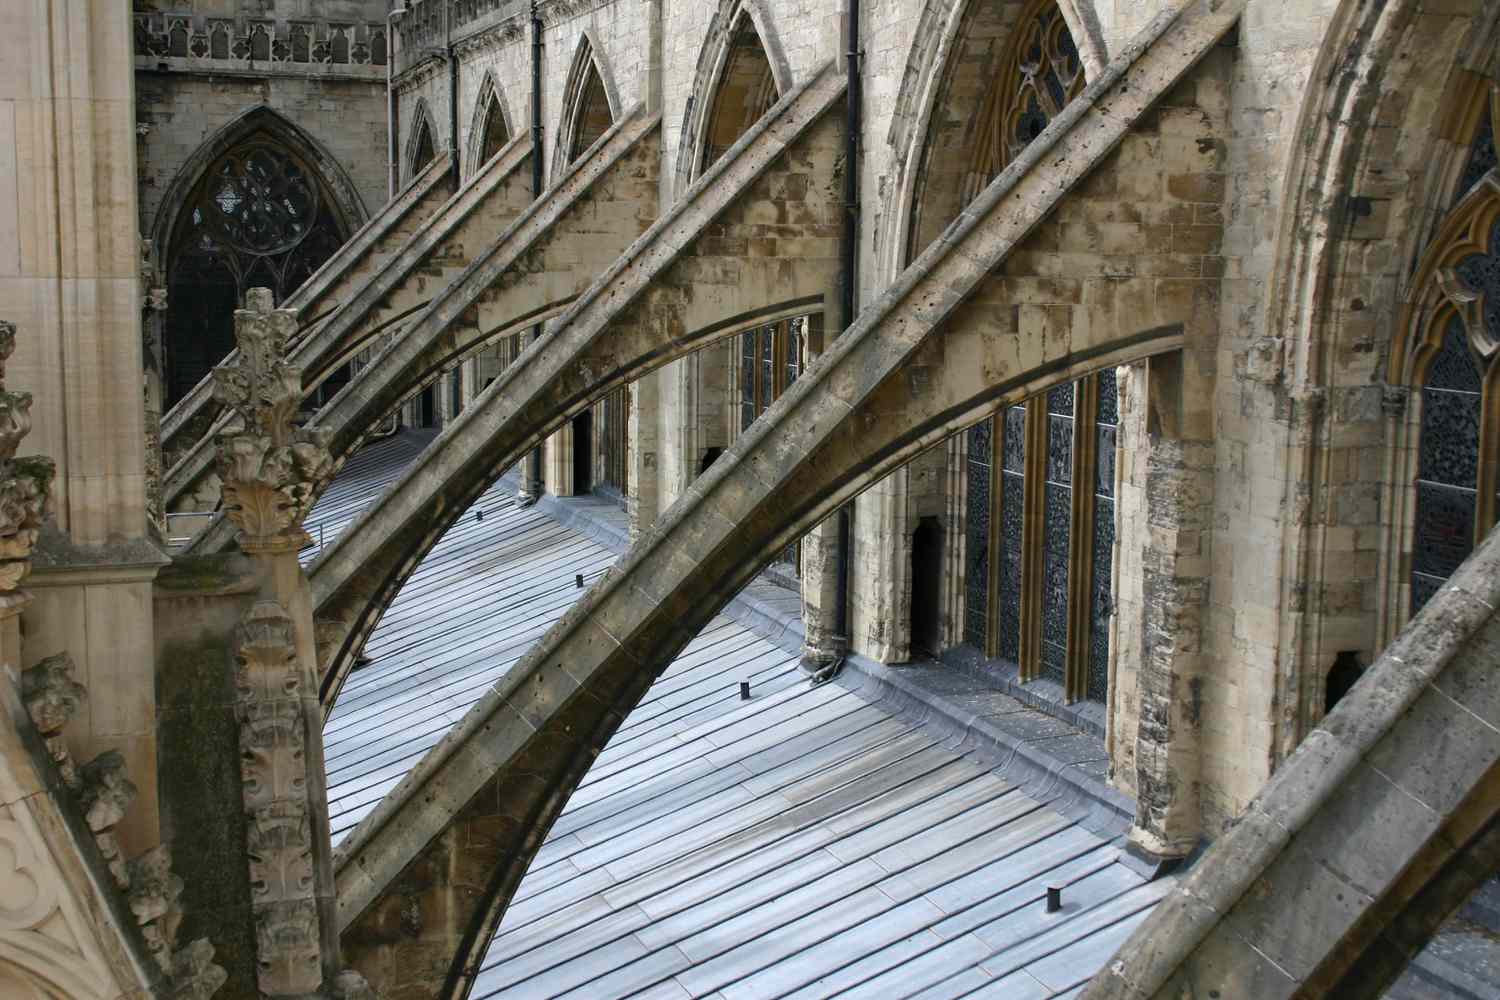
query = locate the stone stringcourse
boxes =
[21,652,228,996]
[0,321,55,594]
[212,289,334,554]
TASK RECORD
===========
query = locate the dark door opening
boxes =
[418,384,436,428]
[573,409,593,493]
[1325,650,1365,714]
[910,516,944,658]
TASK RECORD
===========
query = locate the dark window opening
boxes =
[418,384,436,428]
[1324,651,1365,714]
[573,409,593,493]
[911,516,944,658]
[699,446,724,476]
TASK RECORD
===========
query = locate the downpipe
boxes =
[818,0,861,686]
[520,0,546,506]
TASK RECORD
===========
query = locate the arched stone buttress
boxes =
[309,71,849,711]
[327,5,1242,995]
[553,30,622,181]
[465,71,516,179]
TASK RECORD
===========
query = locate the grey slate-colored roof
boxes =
[319,431,1170,999]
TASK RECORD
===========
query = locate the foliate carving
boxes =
[21,652,86,789]
[234,600,324,996]
[78,751,137,890]
[212,289,331,553]
[0,321,55,590]
[255,899,322,995]
[333,969,379,1000]
[127,844,184,969]
[173,937,230,1000]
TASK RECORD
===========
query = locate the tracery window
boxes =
[164,141,348,406]
[596,387,629,497]
[963,371,1118,702]
[966,0,1085,202]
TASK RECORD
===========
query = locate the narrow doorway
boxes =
[418,384,436,428]
[573,409,593,494]
[910,516,944,658]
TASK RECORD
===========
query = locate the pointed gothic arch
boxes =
[673,0,792,191]
[554,32,620,180]
[404,98,439,184]
[151,107,365,407]
[881,0,1101,283]
[465,72,515,177]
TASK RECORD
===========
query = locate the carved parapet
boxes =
[0,322,55,590]
[212,289,331,554]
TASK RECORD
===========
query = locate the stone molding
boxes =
[212,291,333,556]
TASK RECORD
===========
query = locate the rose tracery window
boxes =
[164,140,348,406]
[963,371,1118,703]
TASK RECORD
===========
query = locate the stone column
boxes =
[2,0,168,857]
[212,289,341,995]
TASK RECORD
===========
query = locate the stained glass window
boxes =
[478,95,510,166]
[736,320,808,575]
[1412,318,1482,613]
[1088,372,1118,702]
[1455,105,1496,207]
[165,141,348,406]
[998,406,1026,662]
[962,371,1119,704]
[965,418,993,649]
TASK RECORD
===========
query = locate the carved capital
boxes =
[212,290,331,553]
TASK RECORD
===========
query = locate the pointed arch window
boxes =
[967,0,1085,202]
[569,61,613,162]
[701,15,779,171]
[411,114,437,177]
[164,140,349,406]
[478,93,510,166]
[964,371,1118,702]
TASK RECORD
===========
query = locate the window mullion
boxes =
[985,413,1002,660]
[1478,374,1499,541]
[1065,377,1098,702]
[1018,396,1047,681]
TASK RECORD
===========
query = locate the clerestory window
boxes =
[964,371,1118,702]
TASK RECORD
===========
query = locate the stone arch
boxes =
[880,0,1102,283]
[673,0,793,192]
[465,70,515,178]
[148,104,367,278]
[404,98,440,181]
[554,30,621,180]
[150,106,366,406]
[1253,0,1500,750]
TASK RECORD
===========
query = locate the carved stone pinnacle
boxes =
[211,290,331,553]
